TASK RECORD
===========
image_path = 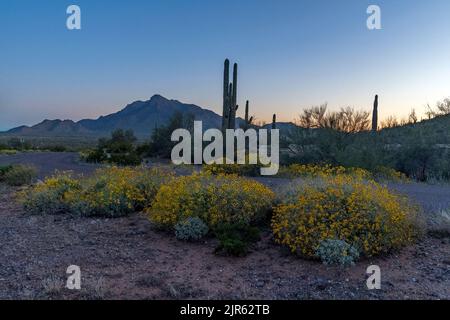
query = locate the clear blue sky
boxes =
[1,0,450,130]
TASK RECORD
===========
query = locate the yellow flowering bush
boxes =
[22,167,173,217]
[279,164,408,182]
[278,164,371,179]
[272,174,423,258]
[21,172,81,214]
[67,166,173,217]
[147,173,275,229]
[202,155,264,177]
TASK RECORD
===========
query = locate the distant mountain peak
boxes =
[150,94,169,102]
[3,95,224,138]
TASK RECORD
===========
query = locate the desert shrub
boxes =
[84,149,106,163]
[6,138,32,150]
[315,239,360,267]
[395,145,435,181]
[0,165,13,178]
[22,172,81,214]
[0,149,17,155]
[44,145,67,152]
[109,152,142,166]
[143,111,195,159]
[147,173,275,229]
[272,175,423,258]
[278,164,407,182]
[203,162,262,177]
[202,155,264,177]
[0,165,36,186]
[68,167,172,217]
[214,222,261,256]
[174,217,209,241]
[278,164,370,179]
[22,167,172,217]
[371,166,408,182]
[86,129,142,166]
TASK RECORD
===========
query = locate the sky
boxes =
[1,0,450,131]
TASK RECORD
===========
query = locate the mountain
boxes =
[2,95,227,138]
[262,122,297,136]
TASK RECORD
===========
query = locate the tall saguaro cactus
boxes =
[245,100,250,124]
[372,95,378,132]
[222,59,239,132]
[244,100,254,128]
[222,59,230,133]
[272,114,277,129]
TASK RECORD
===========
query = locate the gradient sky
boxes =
[1,0,450,131]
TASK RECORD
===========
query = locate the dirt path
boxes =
[2,152,450,213]
[0,152,99,179]
[0,185,449,300]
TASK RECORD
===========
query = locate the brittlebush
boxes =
[22,167,172,217]
[147,173,275,229]
[279,164,407,182]
[21,172,81,214]
[202,155,264,177]
[67,166,172,217]
[272,174,423,258]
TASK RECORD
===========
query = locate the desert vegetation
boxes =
[21,166,171,217]
[0,137,70,153]
[1,59,449,300]
[15,163,429,264]
[84,129,142,166]
[272,174,423,262]
[0,164,36,186]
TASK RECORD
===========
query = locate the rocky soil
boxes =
[0,185,449,300]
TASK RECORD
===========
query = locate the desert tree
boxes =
[436,98,450,116]
[297,104,370,133]
[408,109,418,124]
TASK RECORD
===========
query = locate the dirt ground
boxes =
[0,185,449,300]
[0,152,449,300]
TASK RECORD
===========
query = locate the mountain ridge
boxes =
[2,95,229,138]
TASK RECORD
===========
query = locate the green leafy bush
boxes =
[214,222,260,256]
[174,217,209,241]
[0,165,13,177]
[0,165,36,186]
[85,129,142,166]
[315,239,360,267]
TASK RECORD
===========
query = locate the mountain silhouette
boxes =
[4,95,228,138]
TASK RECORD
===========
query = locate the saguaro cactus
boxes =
[222,59,230,133]
[372,95,378,132]
[244,100,254,128]
[272,114,277,129]
[222,59,239,132]
[245,100,250,124]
